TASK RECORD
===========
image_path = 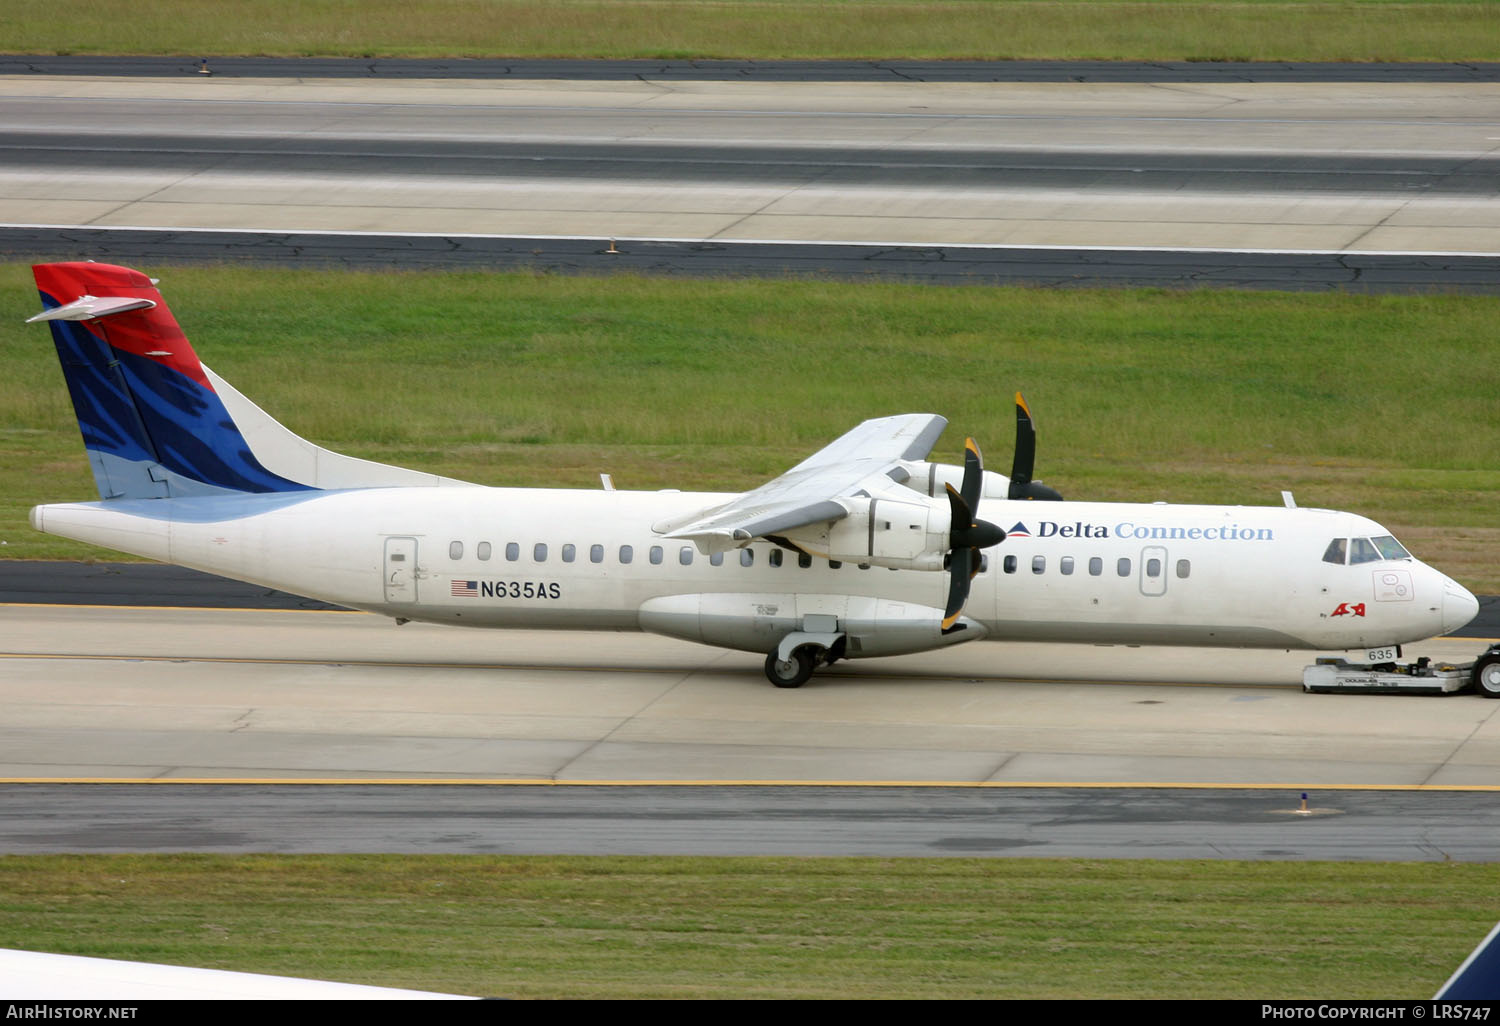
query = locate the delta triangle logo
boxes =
[1007,522,1032,538]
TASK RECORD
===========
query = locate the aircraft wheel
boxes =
[1474,655,1500,699]
[765,647,817,689]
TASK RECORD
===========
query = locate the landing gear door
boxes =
[384,536,418,603]
[1140,545,1168,597]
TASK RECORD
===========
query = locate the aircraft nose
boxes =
[1441,578,1480,636]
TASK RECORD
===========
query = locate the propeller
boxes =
[941,438,1007,633]
[1008,392,1063,502]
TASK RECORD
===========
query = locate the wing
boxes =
[658,414,947,553]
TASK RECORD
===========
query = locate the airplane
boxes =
[24,261,1484,689]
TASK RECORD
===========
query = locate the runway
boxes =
[2,66,1498,289]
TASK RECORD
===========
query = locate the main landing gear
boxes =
[763,625,848,688]
[765,648,817,688]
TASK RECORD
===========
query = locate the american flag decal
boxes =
[451,579,478,598]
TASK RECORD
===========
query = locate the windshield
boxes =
[1342,535,1411,565]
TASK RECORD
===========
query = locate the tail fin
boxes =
[30,262,475,500]
[31,262,313,500]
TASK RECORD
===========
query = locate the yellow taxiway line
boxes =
[1,778,1498,791]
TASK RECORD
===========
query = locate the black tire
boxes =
[1474,655,1500,699]
[765,647,817,689]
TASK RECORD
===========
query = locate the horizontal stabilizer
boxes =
[27,294,157,322]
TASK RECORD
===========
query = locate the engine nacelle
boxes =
[783,496,950,571]
[898,461,1012,500]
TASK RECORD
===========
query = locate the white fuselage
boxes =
[31,486,1478,660]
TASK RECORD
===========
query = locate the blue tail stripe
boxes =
[49,315,158,465]
[40,292,312,497]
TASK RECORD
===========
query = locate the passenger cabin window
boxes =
[449,541,463,560]
[505,542,519,562]
[1117,558,1131,577]
[1176,559,1191,579]
[1089,557,1103,577]
[1322,538,1347,565]
[590,544,604,564]
[1060,556,1074,576]
[619,544,633,564]
[477,542,491,561]
[769,550,783,568]
[740,550,754,567]
[1146,558,1162,577]
[1032,555,1046,574]
[798,553,812,569]
[710,552,724,566]
[829,560,842,570]
[649,546,664,565]
[534,543,547,562]
[562,544,576,563]
[679,546,694,566]
[1003,555,1017,574]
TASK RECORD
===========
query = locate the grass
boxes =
[6,263,1497,586]
[0,853,1495,998]
[3,1,1498,62]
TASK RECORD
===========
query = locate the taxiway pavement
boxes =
[1,603,1495,786]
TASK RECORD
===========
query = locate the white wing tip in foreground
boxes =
[0,949,477,1001]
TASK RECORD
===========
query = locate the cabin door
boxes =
[384,536,419,603]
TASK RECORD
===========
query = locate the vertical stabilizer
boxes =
[31,262,313,500]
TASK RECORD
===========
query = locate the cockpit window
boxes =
[1322,538,1347,565]
[1371,535,1410,560]
[1349,537,1381,564]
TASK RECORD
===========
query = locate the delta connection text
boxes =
[1012,519,1275,541]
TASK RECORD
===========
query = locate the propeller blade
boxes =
[1008,392,1063,501]
[945,481,972,534]
[942,546,973,631]
[1008,392,1036,500]
[961,437,983,514]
